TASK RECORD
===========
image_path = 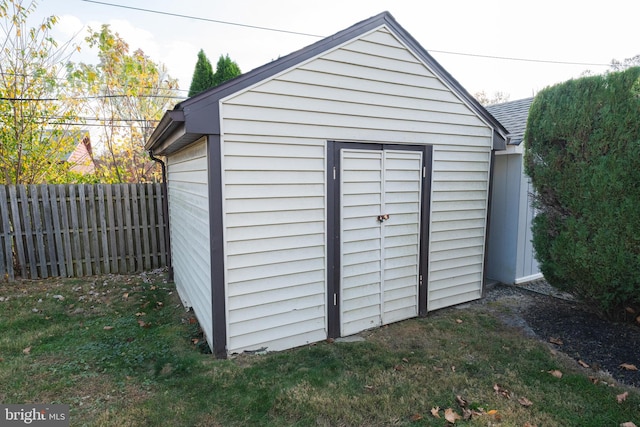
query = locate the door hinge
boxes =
[419,274,423,287]
[333,293,337,306]
[333,166,336,180]
[422,166,426,178]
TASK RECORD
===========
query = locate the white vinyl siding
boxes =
[220,26,494,352]
[428,146,491,310]
[166,139,212,343]
[223,138,327,354]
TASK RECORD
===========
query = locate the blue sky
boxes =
[30,0,639,101]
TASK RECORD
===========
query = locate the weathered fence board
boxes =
[0,183,167,281]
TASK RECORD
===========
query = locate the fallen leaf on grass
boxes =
[549,337,563,345]
[548,370,563,378]
[393,365,403,371]
[191,338,199,345]
[402,357,409,363]
[518,397,533,407]
[122,292,129,299]
[619,363,638,371]
[135,312,146,317]
[409,413,422,421]
[103,326,114,330]
[620,422,637,427]
[617,391,629,403]
[456,319,463,324]
[444,408,461,423]
[625,306,636,314]
[589,376,600,384]
[578,360,590,368]
[493,383,511,398]
[486,409,502,421]
[450,365,456,372]
[22,347,31,355]
[455,395,468,408]
[430,407,440,418]
[156,301,164,307]
[137,319,150,328]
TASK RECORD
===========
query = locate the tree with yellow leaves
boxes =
[0,0,82,184]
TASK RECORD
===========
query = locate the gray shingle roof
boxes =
[486,97,533,145]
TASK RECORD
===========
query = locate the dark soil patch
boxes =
[517,291,640,387]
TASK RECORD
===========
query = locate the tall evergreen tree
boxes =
[188,49,215,97]
[212,54,241,87]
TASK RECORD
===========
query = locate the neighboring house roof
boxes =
[66,135,95,174]
[486,97,533,146]
[146,11,509,154]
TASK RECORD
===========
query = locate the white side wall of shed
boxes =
[486,151,540,284]
[166,139,213,343]
[220,26,494,354]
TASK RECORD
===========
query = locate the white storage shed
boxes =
[485,98,542,284]
[146,11,508,357]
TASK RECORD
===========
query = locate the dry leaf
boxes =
[456,319,463,324]
[518,397,533,407]
[122,292,129,299]
[451,365,456,372]
[430,407,440,418]
[393,365,403,371]
[620,422,637,427]
[409,413,422,421]
[493,383,511,398]
[462,408,473,420]
[589,376,600,384]
[402,357,409,363]
[156,301,164,307]
[135,312,146,317]
[619,363,638,371]
[578,360,590,368]
[549,337,564,345]
[456,395,468,408]
[433,366,443,372]
[444,408,461,423]
[103,326,114,330]
[617,391,629,403]
[487,409,498,415]
[191,338,199,345]
[625,306,636,314]
[548,370,563,378]
[22,347,31,355]
[137,319,150,328]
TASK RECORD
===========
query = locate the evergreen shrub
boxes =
[524,67,640,313]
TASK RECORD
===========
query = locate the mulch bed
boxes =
[518,291,640,387]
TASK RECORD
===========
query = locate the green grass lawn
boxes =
[0,272,638,426]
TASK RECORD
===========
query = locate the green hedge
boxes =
[524,67,640,312]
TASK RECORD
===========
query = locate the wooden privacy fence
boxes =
[0,183,167,281]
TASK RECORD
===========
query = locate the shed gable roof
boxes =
[146,11,508,154]
[486,97,533,146]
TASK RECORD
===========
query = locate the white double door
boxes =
[340,148,423,336]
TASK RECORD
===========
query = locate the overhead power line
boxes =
[80,0,612,68]
[80,0,323,38]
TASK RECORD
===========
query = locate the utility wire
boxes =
[80,0,612,68]
[80,0,323,38]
